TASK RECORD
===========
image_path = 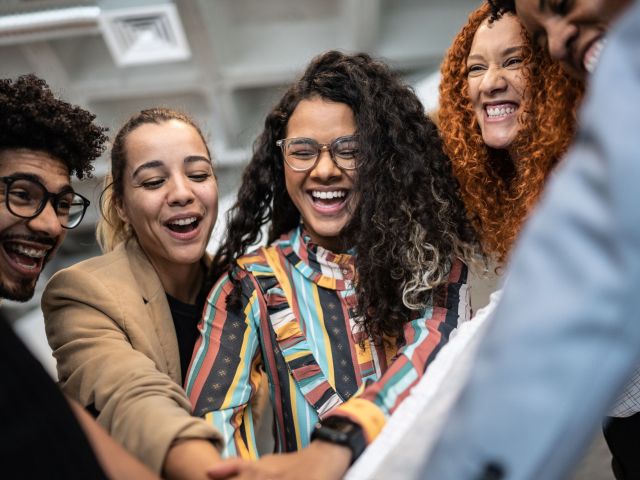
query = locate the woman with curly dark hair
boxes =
[439,2,583,263]
[186,50,478,479]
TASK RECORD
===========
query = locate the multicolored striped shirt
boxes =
[186,226,469,458]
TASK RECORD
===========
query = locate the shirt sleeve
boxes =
[43,267,221,473]
[326,259,469,443]
[185,270,265,459]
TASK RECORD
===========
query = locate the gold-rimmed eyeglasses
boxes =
[276,135,359,172]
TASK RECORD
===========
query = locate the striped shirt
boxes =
[186,226,469,458]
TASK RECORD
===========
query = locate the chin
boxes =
[484,135,517,151]
[0,280,37,302]
[170,248,206,265]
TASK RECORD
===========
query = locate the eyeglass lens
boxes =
[5,177,87,228]
[283,136,359,171]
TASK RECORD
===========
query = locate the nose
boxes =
[545,18,578,63]
[309,148,341,181]
[479,66,507,96]
[26,201,63,238]
[168,175,195,206]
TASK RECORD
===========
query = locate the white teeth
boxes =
[584,38,607,74]
[8,244,48,258]
[486,105,516,117]
[311,191,347,200]
[170,217,197,226]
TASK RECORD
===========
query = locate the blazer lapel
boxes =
[125,239,182,384]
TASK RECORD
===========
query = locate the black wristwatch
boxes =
[310,416,366,465]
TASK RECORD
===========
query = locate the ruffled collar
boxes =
[277,226,356,291]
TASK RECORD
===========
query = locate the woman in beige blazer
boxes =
[42,108,223,479]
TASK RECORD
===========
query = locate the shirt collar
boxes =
[279,225,356,290]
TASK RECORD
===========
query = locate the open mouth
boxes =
[583,37,607,74]
[485,103,518,120]
[164,216,201,234]
[309,189,349,213]
[2,241,49,274]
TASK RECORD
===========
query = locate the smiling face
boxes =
[283,97,357,252]
[514,0,631,80]
[0,149,69,301]
[467,14,527,152]
[118,119,218,274]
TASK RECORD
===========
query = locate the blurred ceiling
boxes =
[1,0,480,315]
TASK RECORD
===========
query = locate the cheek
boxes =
[344,170,356,187]
[467,78,478,99]
[195,182,219,209]
[512,73,527,101]
[467,80,483,116]
[284,170,304,200]
[53,231,68,249]
[122,191,160,228]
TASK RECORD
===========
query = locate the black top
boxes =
[166,293,203,385]
[0,315,107,479]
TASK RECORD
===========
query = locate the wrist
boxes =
[310,416,366,465]
[163,439,221,480]
[308,439,352,476]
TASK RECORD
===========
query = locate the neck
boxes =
[507,145,521,164]
[154,261,203,305]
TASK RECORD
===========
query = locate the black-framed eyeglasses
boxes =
[276,135,359,172]
[1,175,90,229]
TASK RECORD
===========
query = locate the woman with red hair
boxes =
[439,2,583,262]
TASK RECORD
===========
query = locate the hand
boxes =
[163,438,222,480]
[206,440,351,480]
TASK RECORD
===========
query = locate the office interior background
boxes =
[0,1,613,477]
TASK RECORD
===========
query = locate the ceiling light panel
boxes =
[99,3,190,67]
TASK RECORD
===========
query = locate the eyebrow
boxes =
[184,155,211,165]
[132,160,163,178]
[9,172,73,193]
[10,172,45,183]
[131,156,211,178]
[467,46,525,62]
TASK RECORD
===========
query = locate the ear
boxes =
[115,199,130,225]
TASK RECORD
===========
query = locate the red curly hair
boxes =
[439,3,583,262]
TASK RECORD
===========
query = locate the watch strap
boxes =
[311,417,366,465]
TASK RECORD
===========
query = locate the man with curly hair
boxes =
[0,74,155,479]
[0,74,105,300]
[370,1,640,479]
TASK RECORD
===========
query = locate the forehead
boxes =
[471,14,524,52]
[0,149,71,189]
[287,98,356,138]
[124,120,208,169]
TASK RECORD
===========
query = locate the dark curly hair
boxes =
[210,50,479,341]
[488,0,515,19]
[439,4,583,261]
[0,74,107,179]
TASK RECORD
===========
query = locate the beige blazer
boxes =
[42,238,222,473]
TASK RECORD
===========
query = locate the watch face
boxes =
[322,416,357,433]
